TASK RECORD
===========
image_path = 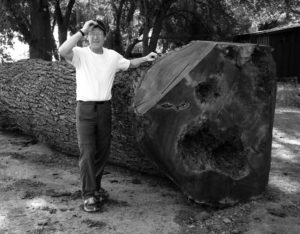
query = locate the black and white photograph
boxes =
[0,0,299,233]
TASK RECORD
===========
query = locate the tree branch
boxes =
[5,3,31,42]
[55,0,63,26]
[64,0,76,27]
[126,0,136,24]
[51,17,56,33]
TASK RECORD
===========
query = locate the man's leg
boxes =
[95,101,112,192]
[76,102,98,199]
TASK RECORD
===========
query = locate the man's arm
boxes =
[129,52,158,68]
[58,20,96,61]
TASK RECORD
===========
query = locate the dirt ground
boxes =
[0,107,299,234]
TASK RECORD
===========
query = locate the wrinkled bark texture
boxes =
[0,59,160,175]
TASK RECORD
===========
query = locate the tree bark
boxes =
[125,38,141,58]
[0,59,160,175]
[106,0,127,54]
[142,22,151,55]
[29,0,53,61]
[148,0,175,53]
[104,30,124,55]
[54,0,75,47]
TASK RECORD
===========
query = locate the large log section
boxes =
[0,59,160,175]
[134,41,277,204]
[0,41,276,205]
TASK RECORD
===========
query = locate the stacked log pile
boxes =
[0,59,160,175]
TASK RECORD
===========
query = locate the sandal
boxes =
[83,197,101,212]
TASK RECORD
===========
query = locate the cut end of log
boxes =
[134,40,277,205]
[177,121,249,180]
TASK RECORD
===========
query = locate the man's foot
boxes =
[83,197,101,212]
[95,187,109,203]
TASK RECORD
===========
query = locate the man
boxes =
[58,19,157,212]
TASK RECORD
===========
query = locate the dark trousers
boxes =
[76,101,111,198]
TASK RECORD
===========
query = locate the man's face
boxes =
[88,27,105,50]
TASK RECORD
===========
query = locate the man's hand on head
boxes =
[81,20,97,35]
[145,52,158,62]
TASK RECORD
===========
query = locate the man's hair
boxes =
[91,20,107,36]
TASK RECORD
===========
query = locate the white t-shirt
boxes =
[69,46,130,101]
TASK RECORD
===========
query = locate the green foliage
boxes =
[68,0,113,32]
[163,0,238,43]
[1,0,300,61]
[0,0,55,60]
[0,0,30,41]
[0,32,13,63]
[0,8,11,62]
[227,0,300,31]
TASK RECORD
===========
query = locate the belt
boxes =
[78,100,111,104]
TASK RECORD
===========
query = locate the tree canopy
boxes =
[0,0,299,61]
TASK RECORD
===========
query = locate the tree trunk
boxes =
[58,26,68,46]
[29,0,53,61]
[148,14,163,53]
[148,0,175,53]
[0,59,160,175]
[55,0,76,47]
[125,38,141,58]
[142,23,151,55]
[104,29,124,55]
[0,41,277,205]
